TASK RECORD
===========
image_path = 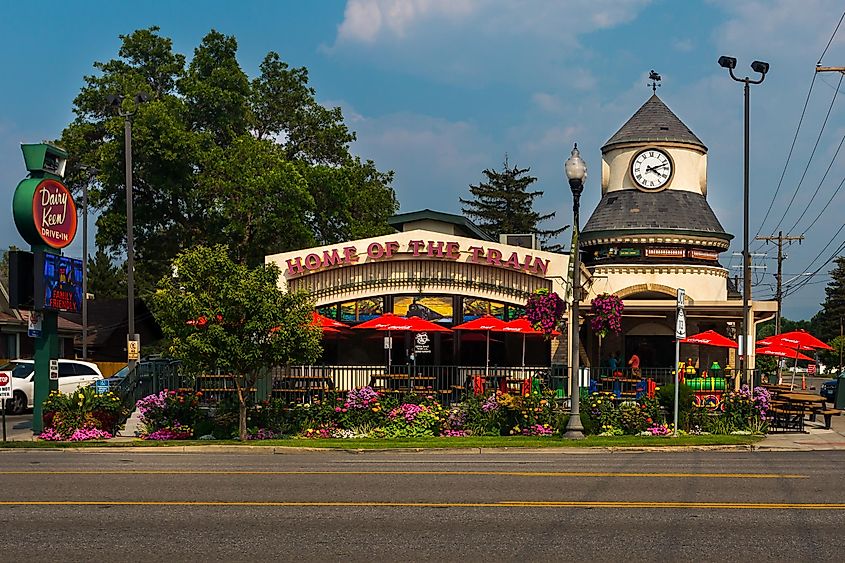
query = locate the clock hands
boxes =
[646,163,668,174]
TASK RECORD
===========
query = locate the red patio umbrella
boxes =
[452,315,509,378]
[763,330,833,351]
[311,311,349,330]
[759,330,830,387]
[681,330,738,348]
[756,344,814,362]
[352,313,450,371]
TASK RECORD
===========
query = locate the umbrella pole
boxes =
[522,334,526,380]
[388,330,392,374]
[790,354,797,390]
[485,329,490,385]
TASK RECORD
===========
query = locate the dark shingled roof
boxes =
[603,95,706,150]
[581,190,732,241]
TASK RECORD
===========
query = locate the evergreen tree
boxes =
[87,248,127,300]
[460,157,567,250]
[811,256,845,343]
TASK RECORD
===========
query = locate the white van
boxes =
[1,359,104,415]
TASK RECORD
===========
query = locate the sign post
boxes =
[674,288,686,437]
[0,371,11,442]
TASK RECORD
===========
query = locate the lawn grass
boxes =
[0,434,762,449]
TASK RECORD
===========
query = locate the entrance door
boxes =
[625,336,675,369]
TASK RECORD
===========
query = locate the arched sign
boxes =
[13,177,78,249]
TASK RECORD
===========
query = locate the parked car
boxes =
[1,359,104,415]
[820,379,839,404]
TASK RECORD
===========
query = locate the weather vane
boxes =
[648,70,662,93]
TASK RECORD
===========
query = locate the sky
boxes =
[2,0,845,321]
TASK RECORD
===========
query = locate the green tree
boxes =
[59,27,397,289]
[460,156,567,250]
[87,249,127,300]
[150,245,321,440]
[811,256,845,344]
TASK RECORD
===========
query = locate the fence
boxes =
[114,362,570,410]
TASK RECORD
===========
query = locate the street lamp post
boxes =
[564,144,587,439]
[79,166,98,360]
[717,56,769,391]
[107,92,149,373]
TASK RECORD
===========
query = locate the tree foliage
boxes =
[460,156,567,250]
[87,249,127,300]
[150,245,322,440]
[59,27,398,293]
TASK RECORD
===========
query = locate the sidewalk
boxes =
[754,409,845,451]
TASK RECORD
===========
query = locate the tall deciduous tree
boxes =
[59,27,397,290]
[150,245,321,440]
[461,157,567,250]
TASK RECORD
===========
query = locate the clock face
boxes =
[631,148,673,190]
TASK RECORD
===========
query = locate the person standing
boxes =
[608,352,619,377]
[628,352,641,378]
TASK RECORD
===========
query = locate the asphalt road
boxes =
[1,450,844,561]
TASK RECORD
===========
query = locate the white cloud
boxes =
[337,0,476,43]
[335,0,652,45]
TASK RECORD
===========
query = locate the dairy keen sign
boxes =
[13,178,78,249]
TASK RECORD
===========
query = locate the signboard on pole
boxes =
[95,379,109,394]
[675,309,687,340]
[127,335,141,361]
[0,372,12,399]
[49,359,58,380]
[383,336,392,350]
[808,364,817,375]
[28,311,42,338]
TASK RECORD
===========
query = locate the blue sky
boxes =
[2,0,845,321]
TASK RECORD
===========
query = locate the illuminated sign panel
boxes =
[41,254,83,313]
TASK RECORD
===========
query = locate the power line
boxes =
[765,71,843,238]
[788,127,845,234]
[799,173,845,236]
[752,12,845,245]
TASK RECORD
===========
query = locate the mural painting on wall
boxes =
[340,298,383,322]
[394,296,453,323]
[462,298,505,321]
[317,304,339,319]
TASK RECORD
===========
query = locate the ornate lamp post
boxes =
[107,92,149,373]
[718,56,769,390]
[564,144,587,439]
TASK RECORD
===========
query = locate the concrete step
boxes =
[117,408,144,438]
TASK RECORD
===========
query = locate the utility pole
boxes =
[755,232,804,335]
[839,315,843,376]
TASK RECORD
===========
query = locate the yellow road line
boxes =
[0,470,808,479]
[0,500,842,510]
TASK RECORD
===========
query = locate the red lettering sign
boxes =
[32,179,77,249]
[281,240,555,279]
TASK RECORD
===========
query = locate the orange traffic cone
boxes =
[801,373,807,390]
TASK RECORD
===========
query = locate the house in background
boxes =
[0,280,80,360]
[65,298,163,362]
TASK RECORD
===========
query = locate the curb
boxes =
[0,444,758,455]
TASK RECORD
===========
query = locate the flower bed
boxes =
[136,389,202,439]
[39,388,128,441]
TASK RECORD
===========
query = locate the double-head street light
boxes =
[718,56,769,390]
[563,144,587,439]
[107,92,149,372]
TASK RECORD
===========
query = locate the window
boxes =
[74,364,98,376]
[58,363,76,378]
[340,298,383,322]
[394,296,453,323]
[462,298,504,321]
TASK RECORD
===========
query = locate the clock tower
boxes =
[580,93,733,303]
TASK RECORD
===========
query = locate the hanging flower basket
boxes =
[590,293,624,338]
[525,288,565,336]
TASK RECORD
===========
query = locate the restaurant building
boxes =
[266,210,570,379]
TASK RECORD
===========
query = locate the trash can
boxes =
[835,375,845,410]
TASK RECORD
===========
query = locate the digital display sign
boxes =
[41,254,83,313]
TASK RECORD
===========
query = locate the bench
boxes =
[819,409,842,429]
[769,407,805,432]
